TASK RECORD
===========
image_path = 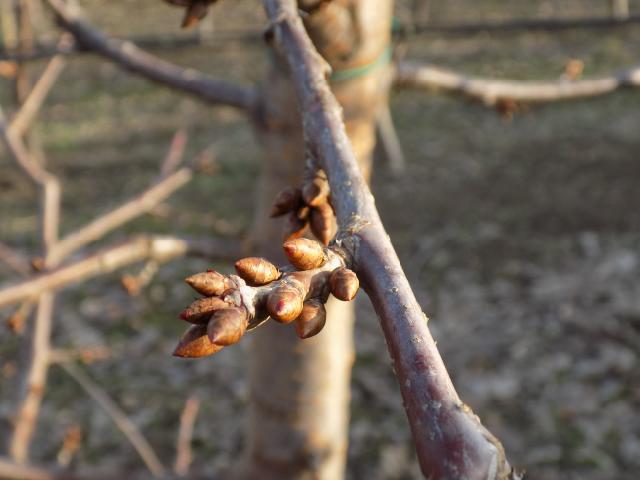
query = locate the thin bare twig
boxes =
[45,0,258,111]
[9,292,55,463]
[160,130,188,177]
[9,37,70,136]
[0,106,60,250]
[0,241,31,277]
[173,395,200,477]
[57,362,166,477]
[0,456,84,480]
[47,167,193,266]
[375,103,405,175]
[394,61,640,105]
[0,234,243,308]
[262,2,514,478]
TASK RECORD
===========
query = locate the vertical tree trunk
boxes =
[241,1,393,478]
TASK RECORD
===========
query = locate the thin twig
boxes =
[173,395,200,477]
[0,457,85,480]
[9,37,70,136]
[0,234,244,308]
[0,106,61,250]
[394,61,640,105]
[45,0,258,111]
[57,362,166,477]
[160,130,188,177]
[375,102,406,175]
[0,241,31,277]
[9,292,55,463]
[47,167,193,265]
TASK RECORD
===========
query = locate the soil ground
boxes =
[1,1,639,479]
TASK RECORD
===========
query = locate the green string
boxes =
[329,45,393,83]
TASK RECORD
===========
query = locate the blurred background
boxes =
[1,1,639,479]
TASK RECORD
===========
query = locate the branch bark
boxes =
[0,235,243,309]
[47,167,193,266]
[44,0,258,111]
[58,362,166,477]
[395,61,640,105]
[262,2,515,478]
[9,40,68,136]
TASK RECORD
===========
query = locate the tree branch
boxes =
[0,241,31,277]
[262,2,515,478]
[173,395,200,477]
[0,457,87,480]
[47,167,193,266]
[58,362,166,477]
[0,235,243,309]
[0,106,60,250]
[9,37,69,136]
[44,0,258,111]
[394,61,640,105]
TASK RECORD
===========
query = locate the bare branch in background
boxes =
[0,241,31,277]
[9,292,55,463]
[0,457,84,480]
[9,37,70,136]
[0,107,60,250]
[160,130,188,177]
[173,395,200,477]
[0,234,243,309]
[47,167,193,266]
[261,1,515,478]
[45,0,258,111]
[375,103,406,175]
[58,362,166,477]
[395,61,640,105]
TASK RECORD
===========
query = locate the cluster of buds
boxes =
[173,238,360,358]
[162,0,218,28]
[271,169,337,246]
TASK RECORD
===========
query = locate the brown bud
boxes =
[283,238,325,270]
[173,325,223,358]
[266,286,304,323]
[283,211,307,242]
[207,307,248,346]
[310,203,336,246]
[329,267,359,301]
[270,186,303,217]
[179,296,230,324]
[185,271,229,296]
[302,174,329,207]
[235,257,279,285]
[295,299,327,339]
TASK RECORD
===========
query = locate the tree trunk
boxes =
[241,1,393,478]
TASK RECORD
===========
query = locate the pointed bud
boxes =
[295,299,327,339]
[283,211,307,242]
[179,296,230,324]
[185,271,229,296]
[207,307,248,346]
[270,187,303,217]
[235,257,280,285]
[267,286,304,323]
[302,174,329,207]
[283,238,325,270]
[173,325,223,358]
[310,203,336,246]
[329,267,359,301]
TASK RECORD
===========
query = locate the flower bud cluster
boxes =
[174,238,359,358]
